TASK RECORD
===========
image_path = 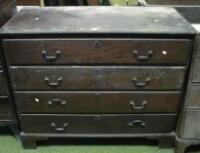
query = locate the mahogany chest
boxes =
[0,7,195,149]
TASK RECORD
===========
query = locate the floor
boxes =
[0,133,174,153]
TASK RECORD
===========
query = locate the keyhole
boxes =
[94,41,101,48]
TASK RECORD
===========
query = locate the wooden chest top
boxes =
[0,6,195,35]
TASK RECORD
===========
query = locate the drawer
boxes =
[10,66,185,90]
[0,97,11,120]
[186,84,200,109]
[20,114,176,134]
[0,71,8,95]
[3,39,192,65]
[182,110,200,139]
[192,58,200,82]
[15,91,181,113]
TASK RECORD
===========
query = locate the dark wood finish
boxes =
[0,71,8,95]
[20,114,176,134]
[3,39,192,65]
[0,7,195,35]
[158,137,175,148]
[0,97,11,120]
[10,66,185,91]
[0,7,195,149]
[16,0,40,6]
[21,136,37,149]
[15,91,181,113]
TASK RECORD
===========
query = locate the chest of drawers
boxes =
[0,7,195,149]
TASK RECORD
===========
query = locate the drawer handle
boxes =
[42,50,61,62]
[128,120,146,128]
[132,77,151,87]
[48,99,67,107]
[44,77,63,87]
[133,50,153,61]
[51,122,68,132]
[129,100,147,110]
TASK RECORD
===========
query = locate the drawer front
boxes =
[0,71,8,95]
[15,91,181,113]
[10,66,185,90]
[192,58,200,82]
[182,110,200,139]
[0,97,11,120]
[186,84,200,109]
[20,114,176,134]
[3,39,192,65]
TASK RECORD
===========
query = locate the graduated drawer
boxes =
[0,71,8,95]
[3,39,192,65]
[15,91,181,113]
[10,66,185,90]
[20,114,176,134]
[0,97,11,120]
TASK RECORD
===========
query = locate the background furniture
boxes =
[137,1,200,152]
[175,19,200,153]
[0,0,17,132]
[138,0,200,5]
[16,0,111,6]
[138,0,200,23]
[0,7,195,149]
